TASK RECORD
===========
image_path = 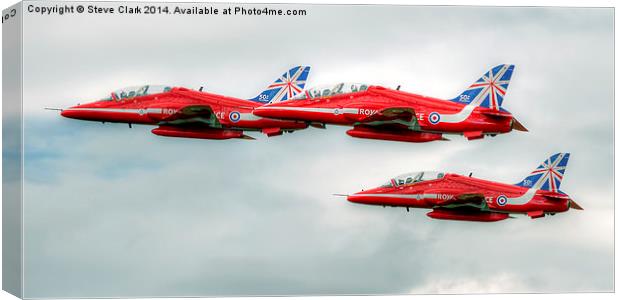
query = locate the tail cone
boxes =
[569,199,584,210]
[511,118,528,132]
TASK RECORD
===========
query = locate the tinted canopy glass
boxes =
[291,82,369,100]
[381,171,445,187]
[101,85,173,101]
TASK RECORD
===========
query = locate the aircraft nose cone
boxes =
[60,107,85,119]
[346,193,363,203]
[60,108,75,118]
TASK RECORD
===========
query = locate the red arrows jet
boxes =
[58,66,312,140]
[253,64,527,143]
[344,153,582,222]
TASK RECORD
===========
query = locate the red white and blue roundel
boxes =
[229,111,241,123]
[428,112,441,124]
[496,195,508,206]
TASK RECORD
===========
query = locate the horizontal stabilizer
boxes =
[541,192,570,200]
[479,109,512,118]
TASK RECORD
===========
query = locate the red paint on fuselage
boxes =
[253,86,514,135]
[61,87,308,132]
[347,173,571,215]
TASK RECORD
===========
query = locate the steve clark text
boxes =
[26,4,307,16]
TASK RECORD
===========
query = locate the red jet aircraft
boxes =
[344,153,582,222]
[58,66,312,140]
[253,64,527,143]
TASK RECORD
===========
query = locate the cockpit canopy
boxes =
[381,171,445,187]
[291,82,369,100]
[101,85,173,101]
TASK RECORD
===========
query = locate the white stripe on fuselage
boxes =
[505,188,536,205]
[438,104,477,123]
[68,108,271,122]
[258,103,478,124]
[239,113,261,121]
[353,193,441,200]
[257,106,359,115]
[65,108,163,114]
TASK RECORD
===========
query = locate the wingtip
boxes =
[333,194,349,197]
[240,135,256,140]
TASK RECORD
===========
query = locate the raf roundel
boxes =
[229,111,241,123]
[496,195,508,206]
[428,112,441,125]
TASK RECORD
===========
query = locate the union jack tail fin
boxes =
[515,153,570,193]
[249,66,310,104]
[450,64,515,111]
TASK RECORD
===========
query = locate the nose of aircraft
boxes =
[345,189,376,204]
[60,105,84,119]
[59,102,104,120]
[333,192,363,203]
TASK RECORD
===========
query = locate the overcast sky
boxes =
[18,3,613,297]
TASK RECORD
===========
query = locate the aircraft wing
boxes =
[357,107,419,129]
[153,105,254,140]
[435,193,487,207]
[160,105,222,127]
[425,192,511,222]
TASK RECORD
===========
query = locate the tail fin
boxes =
[515,153,570,193]
[249,66,310,104]
[450,64,515,111]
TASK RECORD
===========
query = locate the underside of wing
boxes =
[427,193,509,222]
[153,105,252,140]
[435,193,487,208]
[161,105,221,127]
[357,107,419,130]
[344,107,452,143]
